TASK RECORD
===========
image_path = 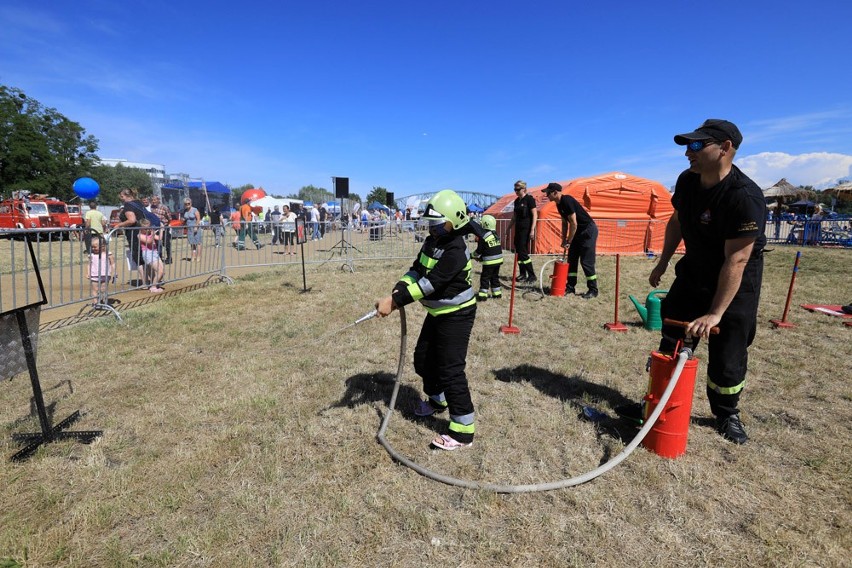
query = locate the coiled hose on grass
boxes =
[375,305,691,493]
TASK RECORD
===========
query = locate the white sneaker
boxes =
[431,434,472,451]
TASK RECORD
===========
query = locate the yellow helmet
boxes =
[480,214,496,231]
[422,190,470,230]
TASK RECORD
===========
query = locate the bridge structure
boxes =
[392,190,502,213]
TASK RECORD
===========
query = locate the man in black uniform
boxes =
[618,119,765,445]
[506,180,538,282]
[543,182,599,298]
[375,190,478,451]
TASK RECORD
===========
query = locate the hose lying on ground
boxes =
[375,305,691,493]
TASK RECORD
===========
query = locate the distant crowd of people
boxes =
[87,194,429,291]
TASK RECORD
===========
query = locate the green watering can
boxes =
[628,289,668,330]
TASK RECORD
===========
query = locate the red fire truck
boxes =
[0,192,76,235]
[66,204,84,229]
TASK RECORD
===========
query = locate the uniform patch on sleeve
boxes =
[738,220,759,232]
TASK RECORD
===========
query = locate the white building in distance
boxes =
[99,159,167,190]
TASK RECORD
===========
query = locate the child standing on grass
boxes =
[89,236,115,305]
[139,219,165,293]
[375,190,479,451]
[472,214,503,302]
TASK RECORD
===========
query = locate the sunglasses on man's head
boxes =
[687,139,720,152]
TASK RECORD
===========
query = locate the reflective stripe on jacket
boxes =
[392,232,474,316]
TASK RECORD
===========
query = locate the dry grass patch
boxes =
[1,249,850,567]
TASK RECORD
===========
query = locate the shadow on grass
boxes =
[328,372,426,416]
[493,364,642,447]
[3,379,74,433]
[496,364,723,439]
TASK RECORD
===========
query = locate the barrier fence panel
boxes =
[2,216,849,317]
[766,218,852,246]
[494,218,681,258]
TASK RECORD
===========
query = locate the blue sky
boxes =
[2,1,851,200]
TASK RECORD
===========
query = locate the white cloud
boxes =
[736,152,852,189]
[745,110,852,145]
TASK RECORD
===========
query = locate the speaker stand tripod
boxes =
[321,223,359,272]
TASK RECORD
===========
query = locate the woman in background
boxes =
[183,199,202,261]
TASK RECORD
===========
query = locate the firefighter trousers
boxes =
[514,224,534,275]
[478,264,502,297]
[659,257,763,418]
[567,224,598,291]
[413,304,476,443]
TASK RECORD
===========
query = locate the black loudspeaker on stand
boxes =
[324,176,358,271]
[334,177,349,199]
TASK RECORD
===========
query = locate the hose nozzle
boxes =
[354,309,378,324]
[335,309,379,335]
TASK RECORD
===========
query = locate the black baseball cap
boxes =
[543,182,563,194]
[674,119,743,149]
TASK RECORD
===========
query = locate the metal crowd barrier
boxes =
[2,217,849,317]
[0,222,430,315]
[764,218,852,246]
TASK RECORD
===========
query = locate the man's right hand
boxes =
[375,296,396,317]
[649,263,667,287]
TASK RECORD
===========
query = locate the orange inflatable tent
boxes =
[485,172,676,255]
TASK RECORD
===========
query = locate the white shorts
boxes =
[142,249,160,265]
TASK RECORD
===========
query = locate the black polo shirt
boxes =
[513,194,537,227]
[672,164,766,279]
[556,194,595,232]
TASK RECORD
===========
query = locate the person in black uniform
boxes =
[617,119,765,445]
[543,182,599,298]
[506,180,538,282]
[375,190,478,451]
[472,214,503,301]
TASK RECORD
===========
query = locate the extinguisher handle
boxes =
[663,318,720,335]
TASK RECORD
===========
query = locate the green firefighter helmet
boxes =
[480,214,496,231]
[422,190,470,230]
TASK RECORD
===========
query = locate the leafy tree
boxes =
[296,185,333,204]
[0,85,99,200]
[88,163,154,205]
[365,186,388,206]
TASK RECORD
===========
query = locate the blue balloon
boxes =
[73,177,100,200]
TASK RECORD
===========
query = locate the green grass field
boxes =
[1,247,850,567]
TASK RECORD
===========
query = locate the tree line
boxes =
[1,85,154,204]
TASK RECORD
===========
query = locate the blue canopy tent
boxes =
[367,201,390,211]
[467,203,484,213]
[161,181,232,214]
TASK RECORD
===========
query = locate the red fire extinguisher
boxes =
[641,318,719,459]
[640,347,699,459]
[550,250,569,297]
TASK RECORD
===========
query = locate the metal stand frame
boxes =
[3,236,102,461]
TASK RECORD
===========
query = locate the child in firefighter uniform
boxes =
[472,214,503,301]
[375,190,478,450]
